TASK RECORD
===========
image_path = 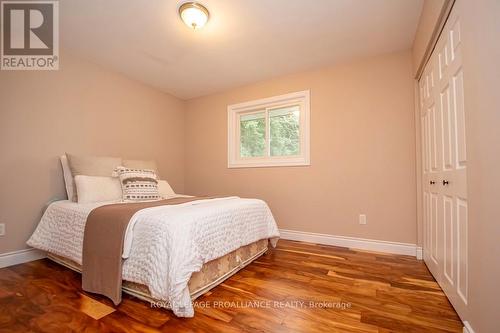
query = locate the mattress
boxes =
[28,198,279,316]
[47,238,268,302]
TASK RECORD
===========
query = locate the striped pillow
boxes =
[114,167,160,202]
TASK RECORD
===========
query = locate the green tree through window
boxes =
[270,106,300,156]
[239,106,300,158]
[240,112,265,157]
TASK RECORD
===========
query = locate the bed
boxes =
[27,196,280,317]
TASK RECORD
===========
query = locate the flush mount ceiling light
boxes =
[179,2,209,30]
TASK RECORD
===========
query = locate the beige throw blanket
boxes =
[82,197,210,304]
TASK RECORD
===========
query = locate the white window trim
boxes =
[228,90,310,168]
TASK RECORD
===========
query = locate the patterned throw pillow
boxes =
[114,167,161,202]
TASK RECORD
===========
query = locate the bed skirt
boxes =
[47,238,269,304]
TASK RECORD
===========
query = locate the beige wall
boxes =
[185,51,417,244]
[0,50,185,254]
[412,0,448,75]
[458,0,500,331]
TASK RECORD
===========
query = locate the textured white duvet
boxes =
[27,196,280,317]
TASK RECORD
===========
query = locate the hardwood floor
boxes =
[0,240,463,332]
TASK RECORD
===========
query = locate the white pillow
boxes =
[74,175,123,204]
[158,180,175,199]
[60,155,75,202]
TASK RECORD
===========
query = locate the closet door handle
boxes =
[442,180,449,186]
[430,181,435,185]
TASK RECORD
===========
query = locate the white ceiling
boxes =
[61,0,423,99]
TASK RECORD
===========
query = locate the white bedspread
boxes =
[27,196,280,317]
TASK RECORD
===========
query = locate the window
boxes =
[228,90,310,168]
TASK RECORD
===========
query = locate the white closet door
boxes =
[419,4,468,319]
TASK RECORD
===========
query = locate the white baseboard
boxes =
[279,229,420,257]
[0,232,422,268]
[416,247,423,260]
[463,321,475,333]
[0,248,46,269]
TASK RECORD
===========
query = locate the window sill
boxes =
[228,158,310,168]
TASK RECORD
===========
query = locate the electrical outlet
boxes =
[359,214,367,225]
[0,223,5,236]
